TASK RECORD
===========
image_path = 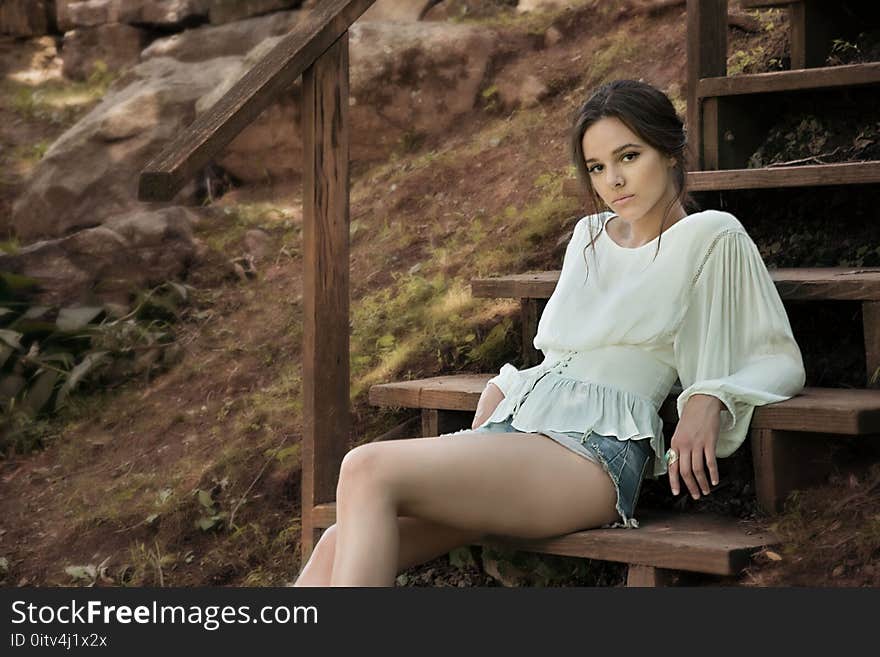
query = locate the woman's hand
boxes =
[472,383,505,430]
[667,394,722,499]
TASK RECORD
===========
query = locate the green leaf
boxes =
[39,352,75,368]
[167,282,188,303]
[377,334,396,349]
[22,370,59,415]
[196,517,217,531]
[0,556,8,574]
[156,488,173,505]
[0,329,23,350]
[54,350,110,411]
[273,445,301,464]
[0,272,40,297]
[144,513,159,525]
[56,306,104,331]
[65,565,97,582]
[0,344,13,370]
[197,489,214,509]
[21,306,51,320]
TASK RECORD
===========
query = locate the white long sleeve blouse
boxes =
[480,209,806,478]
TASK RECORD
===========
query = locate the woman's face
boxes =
[580,116,680,226]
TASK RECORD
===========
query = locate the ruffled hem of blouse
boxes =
[478,370,668,477]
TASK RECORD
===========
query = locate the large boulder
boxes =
[62,22,150,80]
[141,9,302,62]
[0,0,55,36]
[11,55,239,241]
[0,207,200,306]
[66,0,210,29]
[361,0,438,22]
[197,20,498,183]
[517,0,577,13]
[207,0,302,25]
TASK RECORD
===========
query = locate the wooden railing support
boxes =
[300,32,351,562]
[686,0,727,170]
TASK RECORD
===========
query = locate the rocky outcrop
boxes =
[207,0,302,25]
[141,9,302,62]
[62,22,150,80]
[65,0,210,29]
[198,20,498,183]
[0,0,56,37]
[361,0,439,22]
[0,207,200,306]
[11,56,238,241]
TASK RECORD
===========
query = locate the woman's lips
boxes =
[613,194,634,205]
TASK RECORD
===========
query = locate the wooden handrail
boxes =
[137,0,375,202]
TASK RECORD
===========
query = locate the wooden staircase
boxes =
[366,0,880,585]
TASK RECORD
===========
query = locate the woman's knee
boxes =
[337,443,391,497]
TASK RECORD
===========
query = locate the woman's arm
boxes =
[471,383,505,429]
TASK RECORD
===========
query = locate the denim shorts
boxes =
[439,415,653,528]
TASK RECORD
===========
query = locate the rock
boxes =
[243,229,272,262]
[361,0,438,22]
[544,25,563,48]
[0,0,55,37]
[141,9,302,62]
[516,0,573,13]
[62,22,150,80]
[495,72,550,110]
[11,55,240,241]
[0,207,199,306]
[66,0,210,30]
[206,0,302,25]
[199,20,497,183]
[56,0,76,32]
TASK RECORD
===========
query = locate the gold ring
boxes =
[665,448,679,466]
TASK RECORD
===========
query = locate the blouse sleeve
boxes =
[486,363,519,397]
[673,229,806,458]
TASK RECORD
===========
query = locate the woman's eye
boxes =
[588,152,638,174]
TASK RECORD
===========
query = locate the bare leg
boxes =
[330,432,619,586]
[293,517,484,587]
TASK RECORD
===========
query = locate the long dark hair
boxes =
[570,79,699,281]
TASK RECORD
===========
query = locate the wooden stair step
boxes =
[740,0,804,8]
[310,502,777,577]
[698,62,880,98]
[471,267,880,303]
[370,375,880,435]
[562,161,880,196]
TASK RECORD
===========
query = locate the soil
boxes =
[1,1,878,588]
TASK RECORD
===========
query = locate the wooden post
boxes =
[422,409,474,437]
[626,565,675,587]
[750,428,832,514]
[521,299,541,367]
[301,32,351,562]
[863,301,880,386]
[686,0,727,170]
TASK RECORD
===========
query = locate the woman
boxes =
[293,79,806,587]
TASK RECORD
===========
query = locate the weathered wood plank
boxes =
[688,161,880,190]
[698,62,880,98]
[371,375,880,435]
[309,504,776,576]
[300,33,351,561]
[138,0,375,201]
[472,268,880,302]
[564,162,880,195]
